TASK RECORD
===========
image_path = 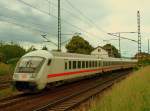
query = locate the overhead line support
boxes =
[58,0,61,51]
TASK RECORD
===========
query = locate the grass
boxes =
[0,62,12,76]
[90,66,150,111]
[0,87,18,100]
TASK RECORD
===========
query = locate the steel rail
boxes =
[34,70,131,111]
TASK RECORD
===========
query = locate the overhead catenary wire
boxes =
[65,0,109,34]
[0,18,57,42]
[0,19,58,46]
[45,0,112,43]
[108,33,138,42]
[12,0,138,48]
[65,0,138,43]
[0,16,56,36]
[17,0,137,44]
[16,0,98,38]
[0,13,54,33]
[44,0,86,23]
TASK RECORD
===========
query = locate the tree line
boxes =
[0,42,35,64]
[65,36,121,58]
[0,36,121,64]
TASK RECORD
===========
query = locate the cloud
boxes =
[0,0,149,56]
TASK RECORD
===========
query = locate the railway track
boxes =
[0,70,132,111]
[34,70,130,111]
[0,81,11,90]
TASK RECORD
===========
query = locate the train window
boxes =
[104,62,106,66]
[82,61,85,68]
[110,62,112,65]
[89,61,91,68]
[73,61,76,69]
[47,59,51,65]
[105,62,107,66]
[92,61,94,67]
[95,61,97,67]
[99,61,101,67]
[65,62,67,70]
[86,61,88,68]
[15,57,45,73]
[69,61,72,69]
[78,61,81,69]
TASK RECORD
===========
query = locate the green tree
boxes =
[134,52,150,66]
[0,52,6,62]
[42,46,48,50]
[0,43,26,63]
[102,44,121,58]
[65,36,94,54]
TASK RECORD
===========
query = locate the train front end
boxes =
[13,50,52,92]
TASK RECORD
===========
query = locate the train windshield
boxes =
[15,57,45,73]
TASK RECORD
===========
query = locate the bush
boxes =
[0,63,11,76]
[138,59,150,67]
[0,43,26,63]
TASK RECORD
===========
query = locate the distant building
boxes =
[91,46,109,58]
[103,47,114,57]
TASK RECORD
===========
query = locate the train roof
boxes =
[22,50,53,59]
[51,51,137,62]
[22,50,137,62]
[51,51,98,59]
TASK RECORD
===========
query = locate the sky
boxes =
[0,0,149,57]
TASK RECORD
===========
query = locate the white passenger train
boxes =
[13,50,137,92]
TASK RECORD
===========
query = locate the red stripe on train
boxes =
[47,68,102,78]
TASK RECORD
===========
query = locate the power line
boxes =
[0,18,57,39]
[65,0,140,50]
[0,12,53,32]
[0,19,58,46]
[44,0,87,23]
[41,34,58,46]
[17,0,98,38]
[65,0,109,35]
[108,33,138,42]
[16,0,139,54]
